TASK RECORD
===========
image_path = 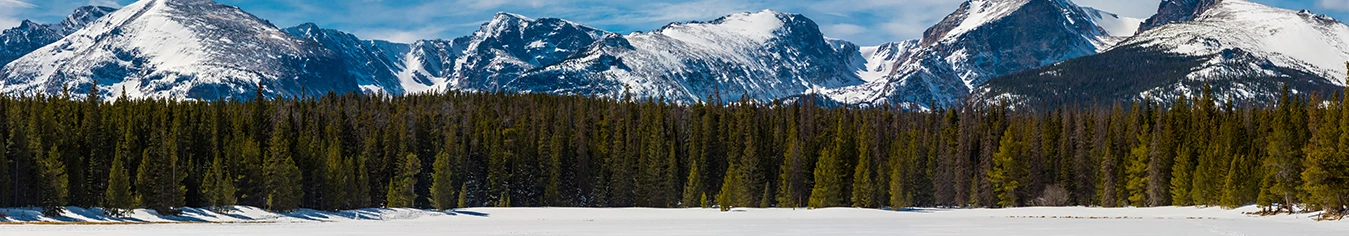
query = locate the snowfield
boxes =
[2,206,1347,235]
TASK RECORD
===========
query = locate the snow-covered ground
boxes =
[2,206,1346,235]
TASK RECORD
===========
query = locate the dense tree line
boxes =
[0,83,1345,220]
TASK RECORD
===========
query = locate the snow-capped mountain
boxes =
[0,6,117,67]
[0,0,355,100]
[826,0,1143,108]
[511,10,865,102]
[283,23,410,94]
[291,10,865,103]
[407,13,610,94]
[976,0,1349,107]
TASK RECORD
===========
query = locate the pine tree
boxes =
[386,153,420,208]
[457,183,469,209]
[103,149,135,217]
[717,160,739,212]
[1302,91,1346,217]
[136,115,186,216]
[431,150,455,210]
[322,142,349,211]
[851,118,876,208]
[1171,143,1195,206]
[776,111,805,208]
[989,123,1022,208]
[37,146,68,216]
[201,153,236,213]
[1125,122,1151,207]
[808,118,847,209]
[683,151,704,208]
[889,134,911,208]
[1262,85,1303,213]
[264,114,302,212]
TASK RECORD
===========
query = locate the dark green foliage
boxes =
[808,118,847,209]
[201,154,236,213]
[103,150,135,217]
[0,85,1339,218]
[264,113,302,212]
[431,150,455,210]
[989,123,1022,208]
[386,153,419,208]
[37,146,67,216]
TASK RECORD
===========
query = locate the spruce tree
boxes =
[431,150,456,210]
[989,123,1022,208]
[386,153,420,208]
[1125,122,1151,207]
[457,183,469,209]
[136,117,186,216]
[1262,85,1303,213]
[851,118,875,208]
[103,150,135,217]
[1171,144,1195,206]
[808,118,847,209]
[717,161,739,211]
[1302,92,1346,217]
[37,146,68,216]
[888,135,910,208]
[264,114,302,212]
[776,112,805,208]
[201,154,236,213]
[322,142,349,211]
[683,152,704,208]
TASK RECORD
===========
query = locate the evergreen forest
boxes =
[0,83,1346,220]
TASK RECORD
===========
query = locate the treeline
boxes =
[0,84,1346,220]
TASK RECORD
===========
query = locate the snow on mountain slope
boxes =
[511,10,864,102]
[284,23,411,94]
[0,6,116,68]
[389,13,608,94]
[829,0,1135,109]
[0,0,354,100]
[856,40,919,83]
[1128,0,1349,83]
[1083,7,1144,45]
[973,0,1349,108]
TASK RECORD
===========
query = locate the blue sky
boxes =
[2,0,1348,45]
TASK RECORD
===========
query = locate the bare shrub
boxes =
[1035,185,1071,206]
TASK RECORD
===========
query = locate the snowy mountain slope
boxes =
[511,10,866,102]
[0,0,355,100]
[828,0,1138,109]
[284,23,411,94]
[391,13,609,94]
[0,6,117,68]
[974,0,1349,107]
[855,40,919,83]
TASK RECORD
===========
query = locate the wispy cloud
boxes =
[0,0,36,29]
[1321,0,1349,11]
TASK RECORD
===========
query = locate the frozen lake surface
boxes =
[3,206,1346,235]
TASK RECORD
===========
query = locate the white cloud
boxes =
[1321,0,1349,11]
[822,23,867,38]
[0,0,36,29]
[86,0,123,7]
[354,27,448,43]
[1074,0,1163,18]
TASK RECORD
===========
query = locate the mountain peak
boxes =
[1138,0,1223,32]
[493,12,535,22]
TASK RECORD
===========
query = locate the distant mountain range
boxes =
[0,0,1345,109]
